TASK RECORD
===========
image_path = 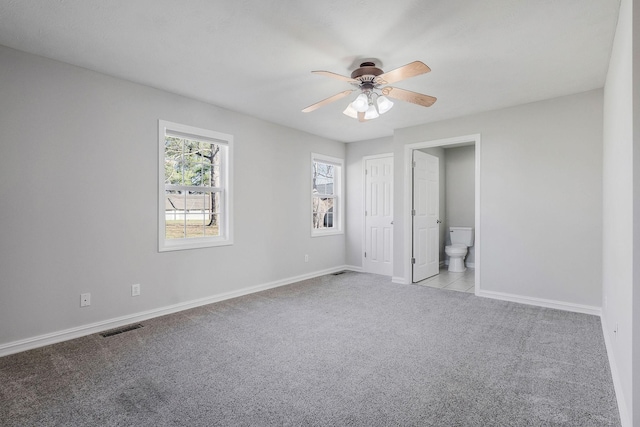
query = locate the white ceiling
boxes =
[0,0,620,142]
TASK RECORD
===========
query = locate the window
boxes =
[159,120,233,251]
[311,153,343,236]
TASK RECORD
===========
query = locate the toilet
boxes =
[445,227,474,273]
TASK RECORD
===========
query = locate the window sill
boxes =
[311,230,344,238]
[159,237,233,252]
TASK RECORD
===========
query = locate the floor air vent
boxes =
[100,324,143,338]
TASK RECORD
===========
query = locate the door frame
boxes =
[402,134,481,292]
[362,153,394,274]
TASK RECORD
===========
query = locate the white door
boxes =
[364,155,393,276]
[412,151,439,282]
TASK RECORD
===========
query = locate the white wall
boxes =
[0,46,346,350]
[393,90,603,309]
[345,137,393,268]
[445,146,475,228]
[602,0,636,424]
[444,145,476,265]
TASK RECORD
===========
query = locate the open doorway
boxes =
[403,134,481,292]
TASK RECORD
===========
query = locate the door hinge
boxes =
[412,161,416,168]
[411,209,416,216]
[411,257,416,264]
[365,210,368,216]
[365,169,368,175]
[364,252,367,258]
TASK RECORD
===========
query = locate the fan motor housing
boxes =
[351,62,383,81]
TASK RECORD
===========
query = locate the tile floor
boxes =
[416,265,475,293]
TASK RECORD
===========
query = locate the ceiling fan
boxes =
[302,60,437,122]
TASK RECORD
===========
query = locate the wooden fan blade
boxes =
[382,87,437,107]
[358,112,366,122]
[312,70,359,84]
[302,90,355,113]
[375,61,431,85]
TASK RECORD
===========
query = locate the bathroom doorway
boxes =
[403,134,481,292]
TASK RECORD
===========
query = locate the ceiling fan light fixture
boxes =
[364,104,379,120]
[351,93,369,112]
[376,95,394,114]
[342,103,358,118]
[303,60,436,122]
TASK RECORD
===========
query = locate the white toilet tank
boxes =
[449,227,474,246]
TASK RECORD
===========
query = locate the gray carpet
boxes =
[0,272,620,426]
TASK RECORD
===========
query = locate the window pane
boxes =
[165,137,222,187]
[210,190,221,214]
[199,144,212,160]
[188,160,210,187]
[164,137,183,184]
[198,145,213,186]
[165,190,186,239]
[313,161,334,195]
[210,165,220,187]
[212,144,222,166]
[312,196,335,229]
[177,191,221,238]
[183,151,201,186]
[165,191,221,239]
[184,210,207,238]
[206,191,222,237]
[183,191,204,239]
[164,158,180,185]
[204,214,221,236]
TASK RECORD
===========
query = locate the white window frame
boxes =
[158,120,233,252]
[311,153,344,237]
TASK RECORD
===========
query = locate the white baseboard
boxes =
[476,289,601,316]
[391,276,408,284]
[343,265,364,273]
[601,316,631,427]
[0,265,350,358]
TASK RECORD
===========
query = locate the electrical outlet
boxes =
[80,293,91,307]
[304,254,309,262]
[131,283,141,297]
